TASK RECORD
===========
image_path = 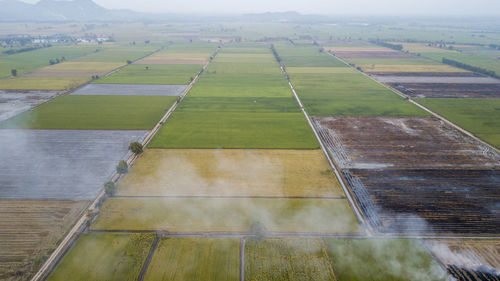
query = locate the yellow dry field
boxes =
[397,42,456,53]
[117,149,345,197]
[0,77,90,90]
[360,64,468,73]
[136,52,209,65]
[91,198,360,234]
[325,47,391,52]
[38,61,124,71]
[286,67,355,74]
[0,200,89,281]
[427,239,500,270]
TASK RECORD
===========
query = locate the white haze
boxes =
[19,0,500,15]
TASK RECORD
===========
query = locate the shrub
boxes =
[104,181,116,195]
[116,160,128,174]
[128,141,143,154]
[11,69,17,76]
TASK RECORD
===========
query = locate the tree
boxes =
[126,60,132,64]
[104,181,116,195]
[116,160,128,174]
[145,66,149,70]
[11,69,17,76]
[250,221,267,240]
[128,141,143,154]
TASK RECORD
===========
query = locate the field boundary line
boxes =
[328,52,500,155]
[113,195,347,199]
[30,45,221,281]
[87,229,500,239]
[137,235,159,281]
[273,52,369,234]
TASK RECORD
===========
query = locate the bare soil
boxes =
[389,83,500,98]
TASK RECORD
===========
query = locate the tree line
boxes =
[369,40,403,51]
[442,58,498,78]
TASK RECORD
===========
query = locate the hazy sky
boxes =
[20,0,500,15]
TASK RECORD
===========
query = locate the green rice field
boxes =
[0,95,177,130]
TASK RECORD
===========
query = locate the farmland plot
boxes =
[144,238,239,281]
[71,84,187,96]
[344,169,500,234]
[324,238,446,281]
[0,129,147,199]
[427,239,500,271]
[0,200,88,281]
[94,64,202,85]
[312,116,500,169]
[47,233,154,281]
[92,198,360,234]
[390,83,500,98]
[0,95,177,130]
[116,149,344,197]
[148,112,318,149]
[416,98,500,148]
[0,90,61,122]
[245,238,337,281]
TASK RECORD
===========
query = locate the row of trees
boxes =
[369,40,403,51]
[442,58,498,78]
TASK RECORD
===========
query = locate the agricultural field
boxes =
[71,84,187,96]
[47,233,154,281]
[149,43,319,148]
[0,95,176,130]
[116,149,344,197]
[312,116,500,169]
[0,77,90,91]
[91,198,360,234]
[0,90,61,121]
[399,42,500,76]
[148,112,318,149]
[144,238,239,281]
[344,168,500,234]
[390,83,500,98]
[313,116,500,234]
[324,238,446,281]
[0,129,147,199]
[94,64,202,85]
[0,200,88,281]
[416,98,500,148]
[245,238,337,281]
[0,45,100,78]
[427,239,500,270]
[135,43,215,65]
[284,66,427,116]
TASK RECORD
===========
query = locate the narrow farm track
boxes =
[329,52,500,155]
[137,235,159,281]
[31,46,221,281]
